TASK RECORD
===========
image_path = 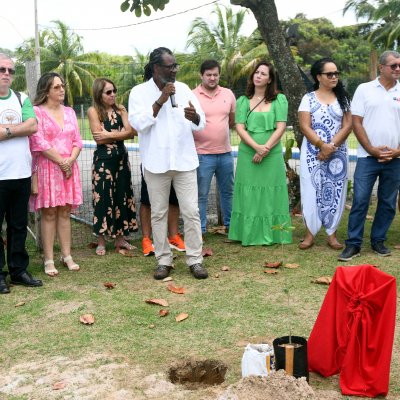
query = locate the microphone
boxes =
[166,78,178,107]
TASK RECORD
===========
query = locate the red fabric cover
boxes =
[308,264,396,397]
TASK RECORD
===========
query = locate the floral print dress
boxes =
[92,110,138,237]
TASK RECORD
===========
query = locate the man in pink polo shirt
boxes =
[193,59,236,234]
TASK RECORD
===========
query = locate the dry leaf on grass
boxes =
[345,204,352,210]
[159,309,169,317]
[145,298,169,307]
[167,284,185,294]
[285,263,300,269]
[202,247,213,257]
[14,301,26,307]
[87,242,98,249]
[162,276,173,282]
[214,273,220,278]
[264,261,282,268]
[366,215,373,221]
[52,381,66,390]
[79,314,95,325]
[264,269,278,274]
[115,248,137,257]
[394,244,400,250]
[175,313,189,322]
[221,265,230,271]
[223,239,235,243]
[103,282,116,289]
[148,324,155,329]
[312,276,332,285]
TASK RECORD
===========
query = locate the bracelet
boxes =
[155,100,163,108]
[315,139,324,149]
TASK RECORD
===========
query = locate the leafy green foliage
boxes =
[120,0,170,16]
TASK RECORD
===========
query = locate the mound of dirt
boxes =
[218,370,315,400]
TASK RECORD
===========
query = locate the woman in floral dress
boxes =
[30,72,83,276]
[298,58,352,250]
[87,78,138,255]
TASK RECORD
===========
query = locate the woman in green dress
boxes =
[88,78,138,255]
[228,60,292,246]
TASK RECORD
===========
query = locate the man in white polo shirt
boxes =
[128,47,208,280]
[338,50,400,261]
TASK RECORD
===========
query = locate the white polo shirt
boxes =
[351,77,400,158]
[128,78,205,173]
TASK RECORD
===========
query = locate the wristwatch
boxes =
[5,127,12,139]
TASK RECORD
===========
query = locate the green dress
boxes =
[92,110,138,237]
[228,94,292,246]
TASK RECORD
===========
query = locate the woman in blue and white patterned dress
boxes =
[298,58,352,250]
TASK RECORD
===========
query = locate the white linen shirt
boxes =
[351,77,400,158]
[128,78,205,173]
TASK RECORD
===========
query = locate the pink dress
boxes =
[30,105,83,210]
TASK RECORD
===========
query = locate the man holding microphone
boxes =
[128,47,208,280]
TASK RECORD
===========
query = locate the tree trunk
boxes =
[230,0,306,146]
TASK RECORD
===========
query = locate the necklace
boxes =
[256,96,264,100]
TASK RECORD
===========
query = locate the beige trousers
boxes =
[144,169,203,267]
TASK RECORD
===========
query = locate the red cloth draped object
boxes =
[308,264,396,397]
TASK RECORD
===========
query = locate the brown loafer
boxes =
[327,240,344,250]
[298,241,314,250]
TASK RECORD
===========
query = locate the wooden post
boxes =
[285,344,294,376]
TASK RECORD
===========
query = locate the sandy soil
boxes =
[0,353,394,400]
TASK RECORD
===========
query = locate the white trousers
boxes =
[144,168,203,266]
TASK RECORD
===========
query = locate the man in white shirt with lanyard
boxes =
[0,53,42,294]
[129,47,208,280]
[338,50,400,261]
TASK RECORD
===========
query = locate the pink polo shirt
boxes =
[192,85,236,154]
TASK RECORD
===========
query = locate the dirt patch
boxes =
[218,370,345,400]
[168,359,227,385]
[0,353,225,400]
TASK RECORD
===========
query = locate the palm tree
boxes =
[16,20,101,105]
[344,0,400,49]
[185,4,267,90]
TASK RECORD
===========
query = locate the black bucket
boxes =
[273,336,309,381]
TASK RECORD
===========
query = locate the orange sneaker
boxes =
[168,233,186,252]
[142,237,155,257]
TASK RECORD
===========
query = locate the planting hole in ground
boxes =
[168,359,227,386]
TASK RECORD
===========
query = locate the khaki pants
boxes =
[144,169,203,267]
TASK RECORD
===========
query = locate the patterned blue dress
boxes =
[298,92,348,236]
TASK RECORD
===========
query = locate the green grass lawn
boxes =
[0,205,399,399]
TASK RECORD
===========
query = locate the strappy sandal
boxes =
[95,245,106,256]
[60,255,80,271]
[44,259,58,277]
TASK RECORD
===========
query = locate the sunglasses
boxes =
[384,63,400,70]
[52,84,65,90]
[104,88,117,95]
[0,67,16,75]
[320,71,340,79]
[158,63,180,71]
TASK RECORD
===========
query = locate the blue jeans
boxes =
[346,157,400,248]
[197,153,234,233]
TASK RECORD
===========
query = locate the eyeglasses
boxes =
[51,84,65,90]
[158,63,180,71]
[320,71,340,79]
[0,67,16,75]
[384,63,400,70]
[103,88,117,95]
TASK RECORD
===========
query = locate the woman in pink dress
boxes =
[30,72,83,276]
